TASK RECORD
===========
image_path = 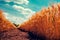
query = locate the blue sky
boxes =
[0,0,60,24]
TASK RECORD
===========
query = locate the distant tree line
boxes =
[13,23,19,27]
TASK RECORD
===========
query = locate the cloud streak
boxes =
[13,5,35,19]
[5,0,29,5]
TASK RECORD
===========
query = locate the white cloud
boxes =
[3,12,27,24]
[5,0,29,5]
[13,5,24,12]
[5,0,11,2]
[13,5,35,18]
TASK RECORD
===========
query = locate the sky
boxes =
[0,0,60,24]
